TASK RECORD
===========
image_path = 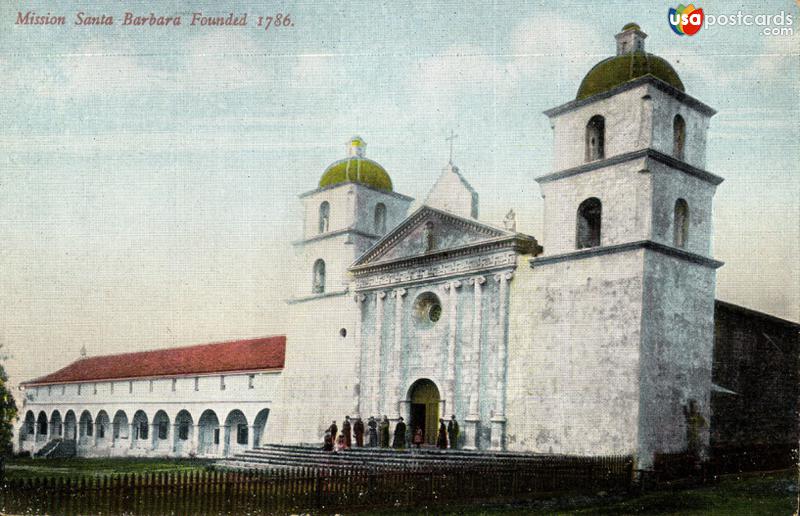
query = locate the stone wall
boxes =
[638,252,717,466]
[711,301,800,449]
[508,250,644,457]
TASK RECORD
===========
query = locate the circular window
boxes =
[339,328,347,338]
[428,304,442,322]
[413,292,442,326]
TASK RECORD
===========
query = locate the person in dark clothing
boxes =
[379,416,390,448]
[322,430,333,451]
[447,415,459,449]
[437,418,448,449]
[328,421,338,444]
[367,416,378,447]
[342,416,352,448]
[392,417,407,449]
[353,417,365,447]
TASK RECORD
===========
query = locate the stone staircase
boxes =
[34,439,76,459]
[217,444,550,473]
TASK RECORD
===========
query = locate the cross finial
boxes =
[445,130,458,164]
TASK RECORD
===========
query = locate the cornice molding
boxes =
[286,289,349,305]
[543,75,716,118]
[292,227,380,246]
[530,240,724,269]
[352,235,539,276]
[535,148,723,186]
[298,181,415,201]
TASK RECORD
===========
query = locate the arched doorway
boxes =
[407,379,440,445]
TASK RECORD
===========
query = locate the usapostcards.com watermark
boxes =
[705,10,794,36]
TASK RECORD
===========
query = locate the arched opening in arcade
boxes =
[224,410,248,456]
[112,410,129,446]
[63,410,77,441]
[78,410,94,447]
[49,410,63,438]
[173,410,194,454]
[253,409,270,448]
[95,410,111,447]
[131,410,149,449]
[407,379,441,446]
[20,411,35,449]
[36,411,48,442]
[152,410,170,451]
[198,410,220,456]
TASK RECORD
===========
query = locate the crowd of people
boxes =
[322,415,460,452]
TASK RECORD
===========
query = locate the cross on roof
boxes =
[445,130,458,164]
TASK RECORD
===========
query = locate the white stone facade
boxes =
[17,371,278,458]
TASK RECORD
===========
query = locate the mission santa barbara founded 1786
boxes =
[14,24,799,472]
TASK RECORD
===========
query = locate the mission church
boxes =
[14,25,798,469]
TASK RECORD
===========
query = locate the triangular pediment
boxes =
[352,205,513,268]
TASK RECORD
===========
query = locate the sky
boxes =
[1,0,798,396]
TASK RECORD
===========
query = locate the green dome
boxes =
[622,22,641,31]
[576,51,684,100]
[319,157,393,191]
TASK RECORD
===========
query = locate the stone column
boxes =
[491,271,513,451]
[172,424,180,453]
[353,293,366,418]
[373,290,386,417]
[191,424,201,455]
[151,423,159,451]
[387,288,407,421]
[465,275,485,450]
[442,280,461,416]
[248,425,256,450]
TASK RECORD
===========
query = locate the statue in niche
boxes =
[423,221,435,252]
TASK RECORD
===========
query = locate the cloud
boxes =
[18,41,176,98]
[291,53,341,91]
[3,32,278,100]
[184,31,275,93]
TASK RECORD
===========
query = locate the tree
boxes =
[0,346,17,456]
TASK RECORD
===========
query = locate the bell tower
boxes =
[521,24,724,469]
[270,137,413,445]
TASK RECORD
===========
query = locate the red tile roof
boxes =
[22,336,286,386]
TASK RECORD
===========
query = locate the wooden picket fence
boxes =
[0,455,633,515]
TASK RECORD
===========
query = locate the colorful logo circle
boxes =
[668,4,704,36]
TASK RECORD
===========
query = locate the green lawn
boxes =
[370,470,799,516]
[3,457,212,480]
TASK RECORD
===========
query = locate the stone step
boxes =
[230,452,432,469]
[222,451,545,474]
[262,443,542,459]
[247,447,547,466]
[217,443,572,474]
[238,450,534,469]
